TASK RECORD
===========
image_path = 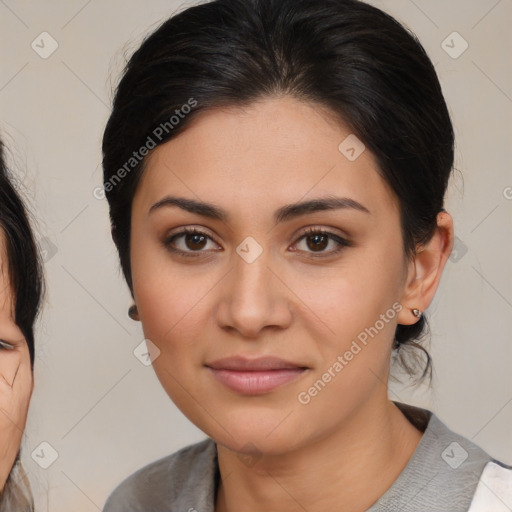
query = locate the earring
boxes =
[128,304,139,320]
[412,308,422,318]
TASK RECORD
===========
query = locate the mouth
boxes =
[205,356,309,395]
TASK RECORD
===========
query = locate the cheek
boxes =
[291,245,403,343]
[133,270,203,350]
[132,265,208,418]
[130,246,216,383]
[131,229,189,338]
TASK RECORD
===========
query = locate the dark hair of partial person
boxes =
[102,0,455,382]
[0,139,44,367]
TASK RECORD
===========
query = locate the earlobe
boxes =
[397,211,454,325]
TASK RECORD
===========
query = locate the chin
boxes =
[201,409,306,456]
[215,431,301,459]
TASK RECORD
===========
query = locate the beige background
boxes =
[1,0,511,510]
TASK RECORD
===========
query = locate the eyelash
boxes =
[0,339,15,350]
[163,226,351,259]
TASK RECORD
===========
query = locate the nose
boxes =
[215,243,293,338]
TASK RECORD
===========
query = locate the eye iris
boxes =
[186,233,207,250]
[307,233,328,251]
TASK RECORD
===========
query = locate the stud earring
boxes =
[128,304,139,320]
[412,308,422,318]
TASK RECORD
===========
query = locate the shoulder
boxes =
[396,402,494,474]
[410,404,512,509]
[371,402,510,511]
[102,437,217,512]
[468,460,512,511]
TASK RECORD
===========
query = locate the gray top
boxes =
[0,460,33,512]
[103,402,508,511]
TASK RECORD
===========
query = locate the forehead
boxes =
[134,96,399,219]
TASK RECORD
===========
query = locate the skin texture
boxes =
[129,96,454,511]
[0,230,33,492]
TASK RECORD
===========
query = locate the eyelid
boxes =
[166,225,218,241]
[294,225,350,242]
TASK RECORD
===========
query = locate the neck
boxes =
[215,398,424,512]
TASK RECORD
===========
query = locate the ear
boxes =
[397,211,454,325]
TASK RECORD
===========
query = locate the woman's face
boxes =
[130,96,416,455]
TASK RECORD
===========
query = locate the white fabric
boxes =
[468,461,512,512]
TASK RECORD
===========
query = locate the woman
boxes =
[0,139,44,510]
[101,0,512,510]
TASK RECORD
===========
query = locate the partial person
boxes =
[0,138,44,511]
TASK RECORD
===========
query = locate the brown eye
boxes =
[305,233,329,252]
[163,227,220,257]
[184,232,208,250]
[293,228,350,257]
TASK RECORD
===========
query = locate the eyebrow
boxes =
[149,195,370,223]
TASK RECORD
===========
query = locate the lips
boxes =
[206,356,306,371]
[205,356,308,395]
